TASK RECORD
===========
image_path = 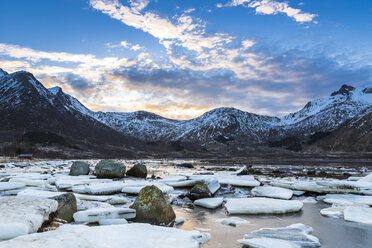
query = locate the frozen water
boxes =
[194,197,223,209]
[73,207,136,223]
[251,186,293,200]
[0,223,211,248]
[225,197,303,214]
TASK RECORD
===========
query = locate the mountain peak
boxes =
[0,68,8,77]
[331,84,355,96]
[48,86,63,95]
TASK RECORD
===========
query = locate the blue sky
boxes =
[0,0,371,119]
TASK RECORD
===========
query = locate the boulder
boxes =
[176,163,194,168]
[126,164,147,178]
[189,182,211,200]
[69,161,90,176]
[95,160,126,179]
[51,193,77,222]
[130,185,176,226]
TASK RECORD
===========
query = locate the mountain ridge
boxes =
[0,68,371,155]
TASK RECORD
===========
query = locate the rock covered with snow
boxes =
[0,196,58,241]
[225,197,303,214]
[0,223,211,248]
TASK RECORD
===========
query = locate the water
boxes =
[175,202,372,248]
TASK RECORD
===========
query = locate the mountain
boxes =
[0,70,144,157]
[0,68,371,156]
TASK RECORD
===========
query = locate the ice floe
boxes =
[0,223,211,248]
[72,182,125,195]
[218,217,249,227]
[98,218,128,225]
[251,186,293,200]
[0,196,58,241]
[73,208,136,223]
[322,194,372,206]
[225,197,303,214]
[194,197,223,209]
[238,223,321,248]
[343,206,372,225]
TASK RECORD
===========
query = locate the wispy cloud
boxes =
[219,0,318,23]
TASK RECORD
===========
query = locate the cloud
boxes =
[221,0,317,23]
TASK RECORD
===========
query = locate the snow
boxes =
[225,197,303,214]
[358,173,372,182]
[194,197,223,209]
[251,186,293,200]
[17,188,64,198]
[238,223,321,248]
[0,182,26,191]
[73,207,136,223]
[9,178,48,188]
[343,206,372,225]
[98,218,128,225]
[0,197,58,241]
[0,223,211,248]
[165,179,200,187]
[204,178,220,195]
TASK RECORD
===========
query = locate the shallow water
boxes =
[175,202,372,248]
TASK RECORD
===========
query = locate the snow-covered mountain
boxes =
[1,68,371,150]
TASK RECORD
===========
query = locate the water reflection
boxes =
[174,203,372,248]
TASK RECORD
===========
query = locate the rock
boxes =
[126,164,147,178]
[69,161,90,176]
[189,182,211,200]
[17,189,77,222]
[176,163,194,168]
[130,185,176,226]
[238,223,321,248]
[95,160,125,179]
[51,193,77,222]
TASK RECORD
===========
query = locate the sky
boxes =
[0,0,372,119]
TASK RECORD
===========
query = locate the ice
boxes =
[72,182,125,195]
[204,178,220,195]
[175,217,186,225]
[165,179,201,187]
[343,206,372,225]
[74,193,128,204]
[98,218,128,225]
[77,200,114,211]
[320,205,348,218]
[225,197,303,214]
[17,188,64,198]
[0,196,58,241]
[219,217,249,226]
[55,177,111,190]
[159,175,188,183]
[238,223,321,248]
[358,173,372,182]
[194,197,223,209]
[73,207,136,223]
[323,194,372,206]
[0,223,210,248]
[317,180,372,190]
[239,237,300,248]
[9,178,49,188]
[302,197,317,203]
[251,186,293,200]
[0,182,26,191]
[121,181,173,194]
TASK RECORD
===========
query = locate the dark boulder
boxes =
[126,164,147,178]
[95,159,126,178]
[69,161,90,176]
